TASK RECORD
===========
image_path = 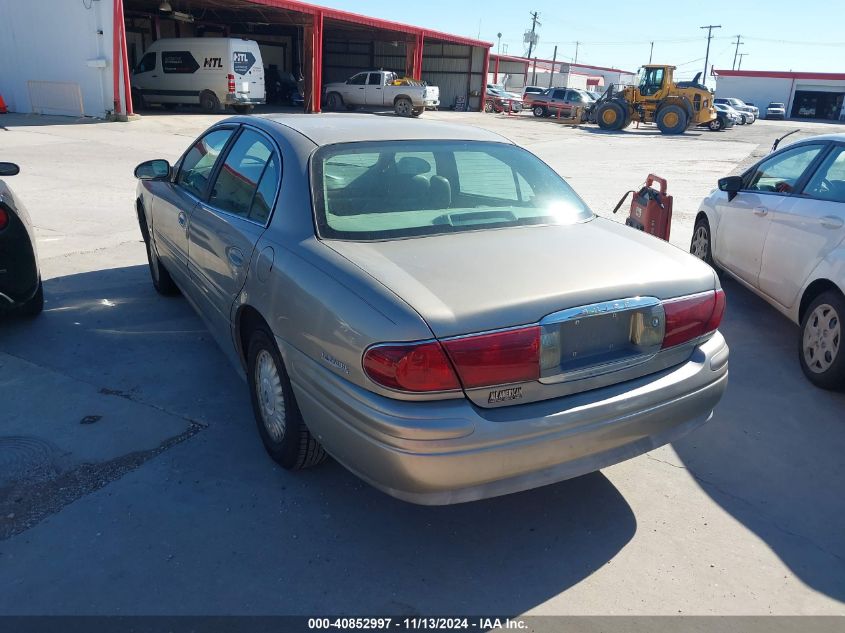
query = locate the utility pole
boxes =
[649,41,654,64]
[574,41,580,64]
[732,35,743,70]
[526,11,540,59]
[550,45,557,88]
[738,53,748,70]
[700,24,721,86]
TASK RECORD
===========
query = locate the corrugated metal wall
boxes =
[422,42,486,110]
[489,59,527,91]
[322,39,408,84]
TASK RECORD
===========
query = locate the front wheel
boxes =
[145,234,179,296]
[595,102,626,130]
[799,291,845,391]
[533,105,547,118]
[394,97,413,117]
[247,328,328,469]
[708,117,724,131]
[484,100,495,113]
[656,105,688,134]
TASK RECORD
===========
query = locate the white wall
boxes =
[715,76,793,112]
[0,0,115,117]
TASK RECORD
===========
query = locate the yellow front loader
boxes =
[592,65,716,134]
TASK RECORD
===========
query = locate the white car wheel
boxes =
[799,291,845,391]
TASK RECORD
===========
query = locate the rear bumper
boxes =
[284,332,728,505]
[424,99,440,108]
[224,94,265,105]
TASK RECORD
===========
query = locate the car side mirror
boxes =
[134,159,171,181]
[0,162,20,177]
[718,175,743,201]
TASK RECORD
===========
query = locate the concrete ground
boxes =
[0,108,844,616]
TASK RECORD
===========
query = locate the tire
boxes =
[533,105,547,118]
[232,104,253,115]
[596,102,626,130]
[144,232,179,296]
[17,280,43,317]
[656,104,688,134]
[199,90,221,113]
[690,215,717,269]
[345,104,359,111]
[325,92,342,111]
[247,328,327,469]
[708,117,724,131]
[394,97,413,117]
[799,290,845,391]
[484,100,495,113]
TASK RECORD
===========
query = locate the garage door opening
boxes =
[791,89,845,121]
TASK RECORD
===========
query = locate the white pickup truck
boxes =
[323,70,440,117]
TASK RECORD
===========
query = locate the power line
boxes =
[700,24,722,84]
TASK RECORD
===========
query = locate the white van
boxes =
[131,38,265,113]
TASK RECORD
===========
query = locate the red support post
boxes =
[479,46,490,112]
[112,0,122,114]
[493,56,499,84]
[118,0,134,115]
[414,32,424,80]
[305,11,324,113]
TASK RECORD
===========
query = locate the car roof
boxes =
[792,133,845,143]
[257,114,511,146]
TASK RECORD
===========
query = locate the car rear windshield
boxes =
[311,140,593,241]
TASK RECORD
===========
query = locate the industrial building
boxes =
[489,54,635,92]
[714,69,845,121]
[0,0,491,118]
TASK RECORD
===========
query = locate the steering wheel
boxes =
[775,181,793,193]
[819,178,834,194]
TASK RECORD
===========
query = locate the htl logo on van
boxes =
[204,57,223,68]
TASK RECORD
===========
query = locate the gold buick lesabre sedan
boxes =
[134,114,728,504]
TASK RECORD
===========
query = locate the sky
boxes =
[318,0,845,83]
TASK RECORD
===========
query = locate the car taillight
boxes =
[443,327,540,389]
[363,341,460,392]
[0,207,8,231]
[662,289,725,348]
[227,73,236,94]
[363,327,541,393]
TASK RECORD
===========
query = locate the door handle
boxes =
[227,247,245,268]
[820,215,844,230]
[753,206,768,217]
[177,211,187,228]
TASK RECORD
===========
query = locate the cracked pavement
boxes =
[0,110,843,615]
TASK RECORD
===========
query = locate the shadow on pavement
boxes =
[672,275,845,601]
[0,264,637,615]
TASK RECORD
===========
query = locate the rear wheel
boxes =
[394,97,413,117]
[656,104,688,134]
[17,280,43,317]
[199,90,221,113]
[596,102,626,130]
[131,89,147,111]
[247,328,327,469]
[232,104,253,115]
[799,291,845,391]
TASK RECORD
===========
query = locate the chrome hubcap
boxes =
[691,226,709,259]
[255,349,286,442]
[803,304,841,374]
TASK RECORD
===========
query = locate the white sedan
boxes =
[691,133,845,389]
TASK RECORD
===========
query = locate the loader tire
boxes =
[596,102,626,130]
[656,105,688,134]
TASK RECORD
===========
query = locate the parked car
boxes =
[485,86,523,113]
[691,133,845,389]
[131,37,266,114]
[323,70,439,117]
[703,103,737,131]
[766,102,787,120]
[0,162,43,317]
[522,85,544,104]
[134,115,728,504]
[715,98,756,124]
[529,87,594,119]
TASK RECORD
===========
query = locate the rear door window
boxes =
[208,129,276,219]
[176,128,235,199]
